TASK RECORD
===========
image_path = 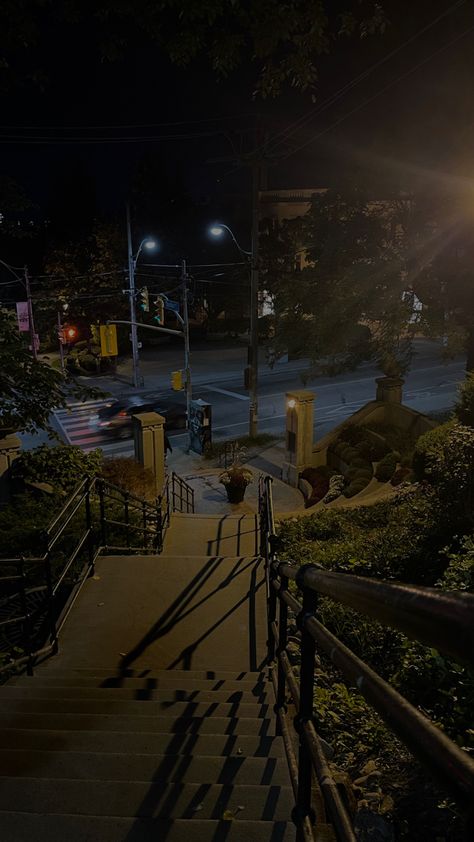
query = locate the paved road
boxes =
[52,343,465,457]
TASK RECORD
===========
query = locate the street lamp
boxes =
[209,221,259,437]
[126,202,158,388]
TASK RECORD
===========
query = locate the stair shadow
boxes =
[116,557,262,677]
[165,571,265,672]
[206,515,257,556]
[121,713,285,842]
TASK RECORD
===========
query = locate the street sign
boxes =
[100,324,118,357]
[16,302,29,332]
[164,299,180,313]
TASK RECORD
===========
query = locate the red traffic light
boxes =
[64,325,78,342]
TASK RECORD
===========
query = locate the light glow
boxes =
[210,225,224,237]
[287,398,297,409]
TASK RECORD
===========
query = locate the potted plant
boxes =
[219,463,253,503]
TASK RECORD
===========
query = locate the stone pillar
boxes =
[0,432,21,506]
[282,390,315,488]
[133,412,166,493]
[376,376,404,404]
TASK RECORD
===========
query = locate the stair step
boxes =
[0,729,284,757]
[0,813,302,841]
[0,749,289,784]
[37,665,267,683]
[13,675,268,692]
[0,712,274,736]
[0,698,269,718]
[0,778,293,820]
[2,683,270,703]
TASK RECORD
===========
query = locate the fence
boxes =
[258,474,474,842]
[0,471,194,676]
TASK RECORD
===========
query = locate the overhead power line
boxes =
[261,0,467,158]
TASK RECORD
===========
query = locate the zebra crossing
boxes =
[53,399,135,457]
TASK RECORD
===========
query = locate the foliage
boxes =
[0,309,101,434]
[13,445,102,492]
[100,457,157,503]
[0,1,387,98]
[219,464,253,489]
[364,421,418,458]
[428,425,474,530]
[375,452,399,482]
[412,421,455,481]
[390,466,412,486]
[0,493,61,556]
[260,187,416,377]
[454,373,474,427]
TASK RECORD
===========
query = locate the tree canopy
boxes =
[260,186,415,376]
[0,308,100,434]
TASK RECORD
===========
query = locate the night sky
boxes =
[1,1,474,240]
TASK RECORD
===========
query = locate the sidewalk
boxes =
[167,440,303,515]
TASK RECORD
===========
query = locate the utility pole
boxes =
[57,311,65,372]
[182,259,192,442]
[24,265,37,361]
[126,202,142,389]
[249,159,261,438]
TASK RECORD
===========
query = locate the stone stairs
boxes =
[0,511,336,840]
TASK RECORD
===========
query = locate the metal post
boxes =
[57,311,65,372]
[276,568,289,735]
[98,480,107,548]
[124,492,130,549]
[182,259,192,446]
[295,570,318,833]
[126,202,141,389]
[84,479,95,574]
[24,266,37,361]
[18,557,33,675]
[249,160,260,438]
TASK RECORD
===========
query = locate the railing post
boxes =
[124,491,130,549]
[98,479,107,548]
[84,477,95,574]
[142,501,148,549]
[41,531,58,657]
[18,556,34,675]
[275,563,290,735]
[156,495,163,554]
[294,565,318,835]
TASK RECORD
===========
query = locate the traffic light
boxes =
[171,370,184,391]
[139,287,149,312]
[154,296,165,324]
[64,325,78,343]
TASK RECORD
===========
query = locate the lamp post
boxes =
[126,203,157,389]
[210,221,259,437]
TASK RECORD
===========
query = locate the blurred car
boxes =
[89,397,187,439]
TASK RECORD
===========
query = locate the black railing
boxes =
[169,470,195,514]
[0,474,173,677]
[258,475,474,842]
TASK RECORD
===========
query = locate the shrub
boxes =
[375,452,398,482]
[343,479,369,498]
[305,475,330,508]
[454,373,474,427]
[353,468,373,482]
[345,466,358,481]
[341,446,358,464]
[100,457,157,502]
[14,445,102,492]
[351,457,372,471]
[412,421,455,481]
[332,440,347,457]
[354,440,372,460]
[390,466,412,486]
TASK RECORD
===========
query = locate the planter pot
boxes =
[225,484,247,504]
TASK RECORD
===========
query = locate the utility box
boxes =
[282,390,315,488]
[189,399,212,455]
[133,412,166,493]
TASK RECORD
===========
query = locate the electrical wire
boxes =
[260,0,468,158]
[278,21,474,162]
[0,113,257,131]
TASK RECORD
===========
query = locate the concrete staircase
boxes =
[0,512,335,840]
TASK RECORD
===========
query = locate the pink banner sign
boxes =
[16,301,29,332]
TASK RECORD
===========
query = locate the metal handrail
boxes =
[258,474,474,841]
[0,472,173,676]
